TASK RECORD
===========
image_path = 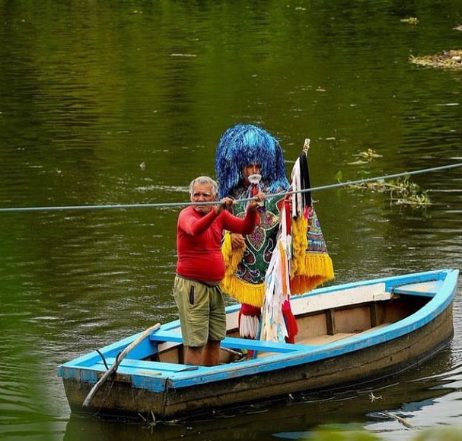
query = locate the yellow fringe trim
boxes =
[221,277,265,307]
[290,253,335,294]
[290,216,335,294]
[290,216,309,278]
[221,231,244,276]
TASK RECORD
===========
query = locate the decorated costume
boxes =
[216,124,334,342]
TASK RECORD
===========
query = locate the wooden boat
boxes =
[57,268,459,420]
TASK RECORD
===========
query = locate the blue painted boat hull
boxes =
[57,269,459,419]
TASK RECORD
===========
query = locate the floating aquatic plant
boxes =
[348,176,431,207]
[401,17,419,25]
[348,149,383,165]
[387,177,431,206]
[410,50,462,69]
[337,149,431,207]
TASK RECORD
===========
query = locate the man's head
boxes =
[215,124,289,198]
[242,163,262,186]
[189,176,218,214]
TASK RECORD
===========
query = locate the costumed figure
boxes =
[216,124,334,344]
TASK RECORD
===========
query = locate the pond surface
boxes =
[0,1,461,440]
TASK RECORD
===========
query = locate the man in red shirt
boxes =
[174,176,264,366]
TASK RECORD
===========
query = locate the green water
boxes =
[1,1,461,440]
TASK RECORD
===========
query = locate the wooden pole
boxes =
[82,323,161,409]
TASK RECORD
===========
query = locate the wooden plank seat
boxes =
[392,280,441,297]
[222,337,309,352]
[95,357,199,373]
[150,330,310,353]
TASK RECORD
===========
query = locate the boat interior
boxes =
[149,280,436,364]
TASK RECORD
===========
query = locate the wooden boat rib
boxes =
[57,268,459,419]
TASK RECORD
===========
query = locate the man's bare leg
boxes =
[203,340,220,366]
[184,345,204,366]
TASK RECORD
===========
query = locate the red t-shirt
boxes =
[176,206,258,283]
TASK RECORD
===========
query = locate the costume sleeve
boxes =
[221,208,258,235]
[178,209,219,236]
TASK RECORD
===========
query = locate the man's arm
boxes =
[178,197,235,236]
[221,203,262,236]
[178,209,218,236]
[222,191,265,235]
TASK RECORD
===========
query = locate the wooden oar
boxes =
[82,322,161,409]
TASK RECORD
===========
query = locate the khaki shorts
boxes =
[173,275,226,347]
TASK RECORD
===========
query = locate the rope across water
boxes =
[0,163,461,213]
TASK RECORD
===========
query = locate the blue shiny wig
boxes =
[215,124,289,198]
